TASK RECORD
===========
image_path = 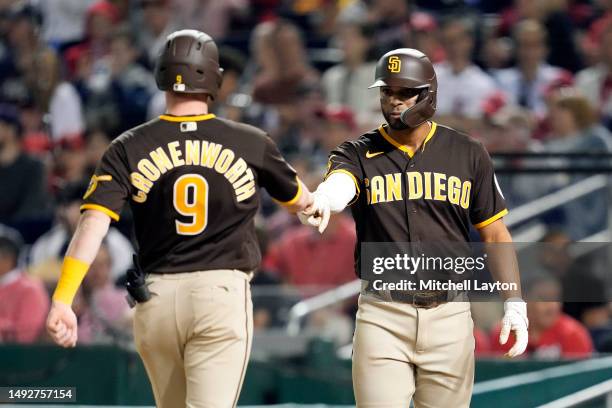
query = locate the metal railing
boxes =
[472,356,612,396]
[536,378,612,408]
[286,280,361,336]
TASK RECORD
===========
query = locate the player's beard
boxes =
[382,108,409,130]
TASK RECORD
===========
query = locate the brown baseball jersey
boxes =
[326,121,508,276]
[81,113,300,274]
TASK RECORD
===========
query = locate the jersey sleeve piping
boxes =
[473,208,508,229]
[273,176,303,206]
[80,204,120,222]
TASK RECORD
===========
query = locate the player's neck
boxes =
[388,121,431,152]
[165,93,210,116]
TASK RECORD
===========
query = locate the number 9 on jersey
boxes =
[173,174,209,235]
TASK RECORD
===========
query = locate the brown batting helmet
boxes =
[154,29,223,100]
[369,48,437,128]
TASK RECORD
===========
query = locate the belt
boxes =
[389,290,449,308]
[363,284,449,308]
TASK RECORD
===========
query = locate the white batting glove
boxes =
[499,297,529,358]
[298,192,331,234]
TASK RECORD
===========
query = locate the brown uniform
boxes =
[83,113,301,408]
[327,121,507,407]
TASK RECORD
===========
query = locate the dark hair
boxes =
[0,236,21,268]
[8,3,43,28]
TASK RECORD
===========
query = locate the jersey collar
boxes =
[159,113,216,122]
[378,121,437,158]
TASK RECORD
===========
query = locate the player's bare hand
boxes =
[298,192,331,234]
[499,298,528,358]
[46,300,78,348]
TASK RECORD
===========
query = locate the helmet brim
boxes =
[368,79,388,89]
[368,78,431,89]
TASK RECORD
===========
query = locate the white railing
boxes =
[504,175,609,227]
[285,280,361,336]
[536,378,612,408]
[472,356,612,396]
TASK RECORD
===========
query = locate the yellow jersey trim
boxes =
[159,113,216,122]
[378,121,438,158]
[80,204,120,222]
[474,208,509,229]
[274,176,303,206]
[422,121,437,149]
[325,169,361,205]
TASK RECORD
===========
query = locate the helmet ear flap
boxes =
[416,87,429,103]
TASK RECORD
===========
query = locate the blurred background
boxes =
[1,0,612,406]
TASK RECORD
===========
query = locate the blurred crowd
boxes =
[1,0,612,357]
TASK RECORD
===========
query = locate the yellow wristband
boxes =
[52,256,90,305]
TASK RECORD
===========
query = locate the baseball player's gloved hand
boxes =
[298,192,331,234]
[499,297,529,358]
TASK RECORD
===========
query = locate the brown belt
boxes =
[389,290,449,308]
[364,286,449,308]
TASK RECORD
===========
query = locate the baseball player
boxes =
[46,30,314,408]
[300,49,529,407]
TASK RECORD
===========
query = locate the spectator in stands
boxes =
[263,213,356,293]
[478,92,536,152]
[29,49,84,143]
[494,20,569,119]
[40,0,96,50]
[579,302,612,352]
[29,180,133,286]
[537,230,612,350]
[248,19,325,157]
[138,0,179,68]
[0,3,54,108]
[322,22,381,129]
[251,19,320,106]
[497,0,583,72]
[74,242,132,344]
[80,28,156,134]
[583,0,612,66]
[172,0,247,41]
[364,0,412,57]
[490,276,593,359]
[51,137,89,185]
[538,92,611,239]
[0,235,49,344]
[0,105,48,223]
[20,96,52,155]
[410,11,444,64]
[545,90,611,149]
[318,105,358,155]
[64,0,120,80]
[576,22,612,131]
[434,17,499,132]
